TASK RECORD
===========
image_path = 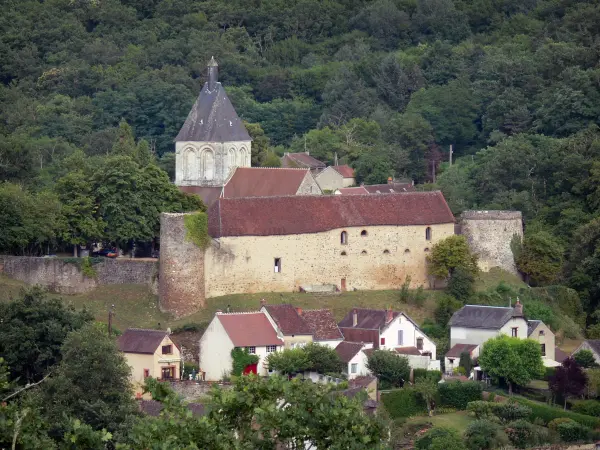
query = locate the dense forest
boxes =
[2,0,600,328]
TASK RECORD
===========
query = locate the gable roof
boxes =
[208,191,454,238]
[338,308,401,330]
[332,165,354,178]
[175,82,251,143]
[527,320,541,336]
[216,312,282,346]
[338,328,380,347]
[177,186,222,207]
[223,167,311,198]
[335,341,365,363]
[363,182,414,193]
[118,329,169,354]
[336,187,369,195]
[301,309,344,341]
[395,346,422,356]
[283,152,326,170]
[446,343,478,358]
[450,305,523,329]
[555,348,570,362]
[263,304,312,336]
[582,340,600,355]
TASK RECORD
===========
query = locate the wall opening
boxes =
[274,258,282,273]
[424,247,430,252]
[417,337,424,350]
[361,250,367,255]
[203,149,215,180]
[404,249,410,254]
[383,249,390,254]
[425,227,432,241]
[341,251,347,256]
[183,148,197,180]
[341,231,348,245]
[361,230,368,237]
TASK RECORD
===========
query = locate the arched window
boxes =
[340,231,348,245]
[404,249,410,254]
[183,148,197,180]
[341,251,347,256]
[361,230,368,237]
[239,147,249,166]
[383,249,390,254]
[361,250,367,255]
[424,248,430,252]
[425,227,432,241]
[203,149,214,180]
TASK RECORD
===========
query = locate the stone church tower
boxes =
[175,57,252,188]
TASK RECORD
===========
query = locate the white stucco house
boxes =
[335,341,373,380]
[338,308,438,369]
[199,311,284,381]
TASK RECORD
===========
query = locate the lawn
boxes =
[407,411,474,433]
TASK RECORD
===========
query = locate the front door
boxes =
[341,278,347,292]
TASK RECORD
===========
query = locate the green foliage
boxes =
[80,256,97,278]
[459,351,473,375]
[479,335,545,394]
[515,398,600,428]
[463,420,509,450]
[492,402,532,424]
[573,349,599,368]
[434,294,463,327]
[549,358,588,409]
[416,427,466,450]
[438,381,482,410]
[467,401,495,420]
[381,388,426,418]
[0,287,93,384]
[302,343,344,375]
[548,417,575,431]
[366,350,410,388]
[447,266,476,301]
[556,421,590,443]
[516,230,564,286]
[414,378,439,415]
[183,212,211,250]
[504,419,539,449]
[413,369,442,382]
[230,348,260,377]
[570,400,600,417]
[427,235,479,280]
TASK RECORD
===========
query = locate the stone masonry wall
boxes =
[0,256,157,294]
[296,171,323,195]
[204,223,455,298]
[460,210,523,275]
[159,213,205,317]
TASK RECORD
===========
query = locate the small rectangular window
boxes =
[246,346,256,354]
[162,345,172,355]
[380,337,385,346]
[143,369,150,378]
[541,344,546,356]
[351,363,358,374]
[539,330,545,336]
[274,258,281,273]
[266,345,277,353]
[511,327,518,337]
[398,330,404,346]
[417,337,424,350]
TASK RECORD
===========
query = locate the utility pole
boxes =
[449,144,453,166]
[108,304,115,336]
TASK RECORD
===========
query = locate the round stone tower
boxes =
[460,210,523,276]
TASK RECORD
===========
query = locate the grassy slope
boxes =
[0,267,526,331]
[407,411,474,433]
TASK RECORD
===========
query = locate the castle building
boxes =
[175,57,252,204]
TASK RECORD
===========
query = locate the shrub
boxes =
[467,401,494,419]
[573,349,599,368]
[464,420,509,450]
[556,421,590,443]
[367,350,410,388]
[544,367,556,381]
[548,417,575,431]
[570,399,600,416]
[455,366,467,376]
[515,398,600,428]
[487,392,496,402]
[381,388,426,418]
[413,368,442,382]
[492,402,532,424]
[504,420,536,449]
[438,381,482,410]
[416,427,465,450]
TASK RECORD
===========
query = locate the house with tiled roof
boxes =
[573,340,600,365]
[281,151,326,173]
[199,311,284,381]
[338,308,438,370]
[223,167,322,199]
[301,309,344,347]
[118,328,181,389]
[315,164,356,192]
[335,341,373,380]
[334,186,369,195]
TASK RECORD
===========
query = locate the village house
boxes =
[118,328,182,390]
[315,164,355,191]
[199,311,284,381]
[335,341,373,380]
[527,319,555,361]
[338,308,439,370]
[335,186,369,195]
[301,308,345,348]
[223,167,321,199]
[573,340,600,365]
[281,151,327,174]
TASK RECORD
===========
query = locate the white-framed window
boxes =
[351,363,358,374]
[511,327,518,337]
[266,345,277,353]
[245,346,256,354]
[274,258,282,273]
[417,337,424,350]
[398,330,404,345]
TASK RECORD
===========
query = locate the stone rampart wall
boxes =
[0,256,157,294]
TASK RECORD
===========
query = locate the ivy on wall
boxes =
[62,256,102,278]
[183,212,211,250]
[231,348,259,376]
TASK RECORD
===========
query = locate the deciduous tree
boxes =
[427,235,479,281]
[366,350,410,388]
[549,357,588,410]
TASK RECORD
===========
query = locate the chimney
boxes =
[352,309,358,327]
[260,299,267,308]
[215,309,223,315]
[207,56,218,91]
[296,307,303,316]
[386,308,394,324]
[513,298,524,317]
[387,177,393,185]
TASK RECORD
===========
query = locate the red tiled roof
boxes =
[446,343,478,358]
[177,186,221,207]
[332,165,354,178]
[336,187,369,195]
[349,375,377,389]
[263,304,312,335]
[363,182,414,193]
[217,313,282,346]
[395,346,421,356]
[338,308,401,330]
[339,328,380,348]
[223,167,309,198]
[118,329,169,354]
[283,152,326,169]
[335,341,365,363]
[208,191,454,237]
[301,309,344,341]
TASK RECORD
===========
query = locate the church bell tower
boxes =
[174,57,252,188]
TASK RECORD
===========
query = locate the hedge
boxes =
[439,381,483,410]
[515,398,600,429]
[381,388,426,418]
[413,368,442,382]
[570,400,600,417]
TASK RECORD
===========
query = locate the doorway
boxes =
[341,278,347,292]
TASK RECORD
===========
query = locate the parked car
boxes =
[95,247,118,258]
